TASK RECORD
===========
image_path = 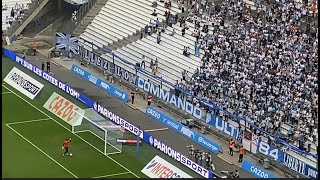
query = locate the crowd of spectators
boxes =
[171,0,318,154]
[3,2,28,29]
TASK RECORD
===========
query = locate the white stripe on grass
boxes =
[2,85,140,178]
[6,118,51,125]
[6,124,78,178]
[92,171,131,178]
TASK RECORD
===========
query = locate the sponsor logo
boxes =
[146,107,221,155]
[180,126,195,138]
[198,137,219,152]
[88,75,98,84]
[149,136,154,145]
[114,89,123,97]
[4,67,44,99]
[141,155,192,178]
[43,92,85,126]
[241,159,278,178]
[70,64,129,102]
[147,135,210,178]
[95,103,143,138]
[100,81,110,90]
[93,102,97,111]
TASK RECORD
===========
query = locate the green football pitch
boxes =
[2,56,202,178]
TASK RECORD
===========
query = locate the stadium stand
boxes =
[78,0,318,158]
[79,0,181,48]
[2,0,31,31]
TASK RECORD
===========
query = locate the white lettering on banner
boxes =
[214,117,237,137]
[147,108,161,119]
[73,66,85,76]
[165,118,180,130]
[180,126,195,138]
[95,103,143,138]
[198,137,219,152]
[258,141,279,161]
[283,153,306,175]
[76,46,203,119]
[100,81,110,90]
[148,136,209,178]
[250,166,268,178]
[88,75,98,84]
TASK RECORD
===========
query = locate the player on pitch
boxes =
[62,138,71,156]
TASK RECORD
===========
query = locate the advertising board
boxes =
[146,107,221,155]
[70,64,129,102]
[3,48,218,179]
[141,155,192,178]
[241,159,278,178]
[4,67,44,99]
[43,92,85,126]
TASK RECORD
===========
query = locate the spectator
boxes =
[10,8,14,18]
[169,29,176,36]
[152,0,157,8]
[164,0,172,9]
[151,9,157,16]
[156,33,161,44]
[179,0,318,153]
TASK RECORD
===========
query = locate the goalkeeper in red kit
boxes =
[62,138,71,156]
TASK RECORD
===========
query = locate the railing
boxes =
[62,0,97,34]
[6,0,46,37]
[78,36,318,161]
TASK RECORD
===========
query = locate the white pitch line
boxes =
[93,172,131,178]
[145,127,169,132]
[5,124,78,178]
[2,85,140,178]
[6,118,51,125]
[2,91,12,95]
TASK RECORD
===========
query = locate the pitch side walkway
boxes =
[37,47,288,178]
[6,43,287,178]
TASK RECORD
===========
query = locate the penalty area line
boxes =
[2,91,13,95]
[6,118,51,125]
[5,124,78,178]
[2,84,140,178]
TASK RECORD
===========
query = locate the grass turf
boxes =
[2,56,202,178]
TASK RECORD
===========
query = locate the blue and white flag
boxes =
[55,32,79,54]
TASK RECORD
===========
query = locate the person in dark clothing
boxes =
[41,61,45,71]
[131,89,135,104]
[182,27,185,36]
[46,61,50,73]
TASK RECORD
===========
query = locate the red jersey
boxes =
[63,140,70,147]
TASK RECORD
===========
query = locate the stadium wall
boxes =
[2,48,218,179]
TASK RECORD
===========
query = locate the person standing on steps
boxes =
[131,89,135,104]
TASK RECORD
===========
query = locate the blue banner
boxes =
[205,113,239,139]
[70,64,129,102]
[257,140,318,178]
[282,153,318,178]
[241,159,278,178]
[3,49,95,107]
[143,133,213,178]
[145,107,221,154]
[3,48,217,179]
